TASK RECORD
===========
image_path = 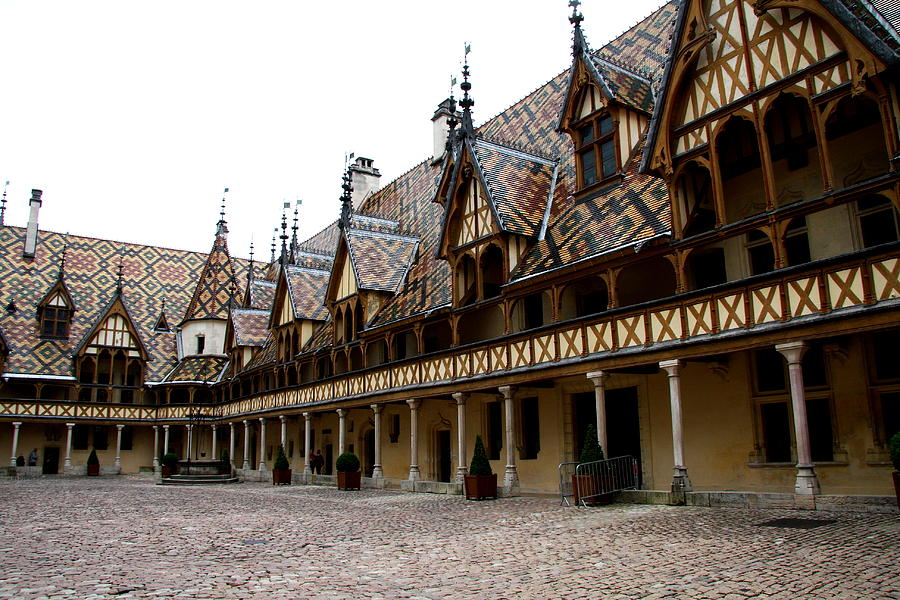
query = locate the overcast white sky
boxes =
[0,0,666,257]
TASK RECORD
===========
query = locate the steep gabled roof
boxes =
[230,308,270,347]
[285,265,331,321]
[246,279,277,311]
[181,231,242,324]
[346,228,419,294]
[74,292,149,360]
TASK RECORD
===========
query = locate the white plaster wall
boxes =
[180,320,227,357]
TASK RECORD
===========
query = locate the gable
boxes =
[76,296,148,360]
[335,245,358,300]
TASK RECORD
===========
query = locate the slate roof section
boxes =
[590,56,655,113]
[231,308,270,347]
[473,139,558,239]
[247,279,277,311]
[828,0,900,60]
[0,226,248,380]
[870,0,899,33]
[182,232,242,324]
[163,355,228,384]
[285,266,331,321]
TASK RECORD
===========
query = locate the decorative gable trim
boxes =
[74,294,149,361]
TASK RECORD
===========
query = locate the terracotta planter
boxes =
[272,468,292,485]
[464,474,497,500]
[87,464,100,476]
[161,465,172,478]
[337,470,361,490]
[893,471,900,510]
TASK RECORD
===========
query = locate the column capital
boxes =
[303,412,311,421]
[243,419,250,425]
[659,359,683,376]
[11,421,22,428]
[370,403,383,414]
[337,408,347,417]
[498,385,517,399]
[116,424,125,431]
[185,423,193,431]
[775,341,808,365]
[67,422,76,430]
[452,392,469,405]
[229,421,235,429]
[211,422,217,429]
[407,398,421,410]
[279,415,287,423]
[258,416,266,423]
[586,371,609,386]
[163,424,170,430]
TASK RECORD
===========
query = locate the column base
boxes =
[455,467,468,484]
[672,466,692,492]
[408,466,420,481]
[257,463,266,472]
[242,461,251,470]
[503,467,519,489]
[372,466,384,479]
[64,459,72,468]
[794,464,821,495]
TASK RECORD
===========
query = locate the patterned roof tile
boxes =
[182,232,242,323]
[247,278,277,311]
[286,266,331,321]
[231,308,270,347]
[589,56,655,113]
[347,229,419,294]
[163,355,228,383]
[242,333,276,372]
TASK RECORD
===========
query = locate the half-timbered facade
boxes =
[1,0,898,507]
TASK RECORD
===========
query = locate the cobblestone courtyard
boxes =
[0,478,897,599]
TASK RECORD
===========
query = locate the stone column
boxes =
[65,422,75,468]
[499,386,519,488]
[337,409,347,455]
[229,422,236,469]
[371,404,384,479]
[10,421,22,466]
[303,412,312,476]
[152,426,160,472]
[660,359,691,492]
[258,417,267,470]
[211,424,218,460]
[242,420,251,470]
[586,371,610,453]
[453,393,469,483]
[163,424,170,455]
[187,424,196,462]
[407,399,421,481]
[279,415,287,451]
[115,424,124,472]
[776,341,821,495]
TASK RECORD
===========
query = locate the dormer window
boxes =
[577,113,616,188]
[39,290,73,339]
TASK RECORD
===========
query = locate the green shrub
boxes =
[890,431,900,472]
[335,451,360,473]
[273,445,289,471]
[87,449,100,466]
[161,452,178,468]
[578,424,605,464]
[469,435,493,477]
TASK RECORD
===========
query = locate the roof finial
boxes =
[459,43,475,137]
[217,187,230,235]
[446,76,459,153]
[569,0,585,55]
[279,202,290,266]
[271,228,277,263]
[339,154,354,230]
[247,239,255,303]
[290,198,302,264]
[0,180,8,227]
[116,247,125,294]
[57,243,67,281]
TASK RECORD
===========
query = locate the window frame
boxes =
[575,113,619,190]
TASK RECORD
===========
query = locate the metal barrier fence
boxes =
[559,456,639,507]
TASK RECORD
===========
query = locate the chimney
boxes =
[23,189,43,258]
[432,98,457,163]
[349,157,381,208]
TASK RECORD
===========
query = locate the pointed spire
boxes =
[279,203,289,266]
[0,180,8,227]
[569,0,586,56]
[290,199,302,264]
[339,156,354,230]
[246,240,255,306]
[271,228,277,263]
[459,43,475,137]
[216,187,230,236]
[115,247,125,295]
[56,244,68,282]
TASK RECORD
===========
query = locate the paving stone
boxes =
[0,478,898,598]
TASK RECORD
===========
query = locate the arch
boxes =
[456,253,477,306]
[616,257,677,306]
[334,352,348,375]
[825,95,890,188]
[684,243,728,290]
[764,93,823,206]
[194,387,212,404]
[559,277,608,321]
[675,161,715,236]
[716,116,765,223]
[510,292,552,333]
[746,228,776,275]
[480,244,505,299]
[366,339,387,367]
[422,320,452,353]
[783,216,811,267]
[457,305,504,345]
[316,355,332,379]
[349,345,364,371]
[391,329,419,361]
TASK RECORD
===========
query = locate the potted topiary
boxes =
[272,444,291,485]
[336,451,361,490]
[890,431,900,510]
[87,448,100,476]
[161,452,178,478]
[464,435,497,500]
[573,424,605,506]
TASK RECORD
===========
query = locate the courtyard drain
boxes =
[756,518,837,529]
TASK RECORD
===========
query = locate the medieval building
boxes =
[1,0,899,507]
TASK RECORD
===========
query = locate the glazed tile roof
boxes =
[472,139,558,239]
[162,355,228,383]
[293,250,334,272]
[247,278,277,311]
[231,308,270,347]
[182,232,242,324]
[285,266,331,321]
[243,333,275,372]
[297,221,341,256]
[0,226,248,381]
[301,320,333,354]
[346,229,419,293]
[589,56,655,113]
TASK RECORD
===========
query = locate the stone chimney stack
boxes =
[23,189,43,258]
[349,157,381,208]
[432,98,457,163]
